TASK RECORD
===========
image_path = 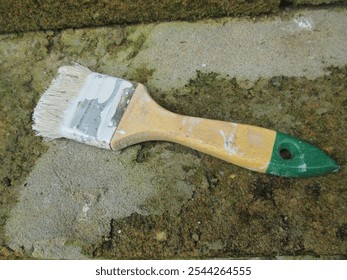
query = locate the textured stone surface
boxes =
[1,8,346,259]
[128,9,347,90]
[0,0,279,34]
[287,0,347,5]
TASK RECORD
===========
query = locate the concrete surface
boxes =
[126,9,347,90]
[6,141,201,258]
[1,8,347,259]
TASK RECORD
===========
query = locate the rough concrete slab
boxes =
[125,9,347,90]
[5,141,202,259]
[1,8,347,259]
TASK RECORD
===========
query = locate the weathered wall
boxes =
[0,0,280,34]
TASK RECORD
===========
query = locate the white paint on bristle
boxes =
[32,64,92,140]
[33,64,135,149]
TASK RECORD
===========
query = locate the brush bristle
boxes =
[32,64,92,140]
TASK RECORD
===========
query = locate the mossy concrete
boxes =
[286,0,347,5]
[0,0,280,34]
[2,1,347,34]
[92,67,347,259]
[0,8,346,259]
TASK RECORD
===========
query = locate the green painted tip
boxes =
[266,132,340,178]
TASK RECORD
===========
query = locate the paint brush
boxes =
[33,64,339,177]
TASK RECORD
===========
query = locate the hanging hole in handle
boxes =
[279,148,292,160]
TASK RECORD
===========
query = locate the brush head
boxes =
[33,64,137,149]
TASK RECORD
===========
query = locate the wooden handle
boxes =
[111,84,276,173]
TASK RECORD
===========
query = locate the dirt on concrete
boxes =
[3,66,346,258]
[286,0,347,5]
[0,9,346,259]
[0,0,280,34]
[90,68,347,259]
[0,33,48,255]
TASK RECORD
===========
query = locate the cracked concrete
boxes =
[1,7,347,259]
